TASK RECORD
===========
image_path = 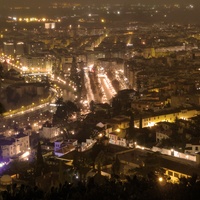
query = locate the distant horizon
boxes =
[1,0,200,6]
[0,0,199,23]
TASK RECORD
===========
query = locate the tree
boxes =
[95,151,106,175]
[89,100,95,113]
[52,102,67,126]
[126,110,135,140]
[0,102,6,115]
[36,141,43,166]
[72,151,88,182]
[65,100,79,113]
[90,143,103,169]
[0,63,4,76]
[59,160,65,184]
[129,152,164,181]
[7,160,29,179]
[187,115,200,138]
[111,97,122,116]
[53,99,78,126]
[35,141,44,176]
[159,120,187,151]
[112,79,120,92]
[111,155,121,177]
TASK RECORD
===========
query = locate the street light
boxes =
[158,176,166,186]
[116,128,120,133]
[158,177,163,182]
[98,133,103,137]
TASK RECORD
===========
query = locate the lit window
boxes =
[168,171,173,176]
[174,173,179,178]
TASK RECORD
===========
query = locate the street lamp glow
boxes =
[98,133,103,137]
[116,128,120,133]
[158,177,163,182]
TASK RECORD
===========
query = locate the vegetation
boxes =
[52,98,79,126]
[0,102,6,115]
[35,141,44,176]
[1,175,200,200]
[158,117,200,152]
[129,152,164,182]
[111,155,121,177]
[187,115,200,138]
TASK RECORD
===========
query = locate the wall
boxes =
[152,146,196,162]
[138,109,198,128]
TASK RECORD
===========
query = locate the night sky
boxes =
[1,0,200,6]
[1,0,200,18]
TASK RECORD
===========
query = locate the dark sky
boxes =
[0,0,199,23]
[1,0,200,5]
[1,0,199,14]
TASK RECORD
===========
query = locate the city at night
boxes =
[0,0,200,199]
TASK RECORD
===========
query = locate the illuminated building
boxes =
[16,42,25,56]
[134,108,199,128]
[20,54,55,73]
[0,133,30,159]
[45,22,56,29]
[3,41,14,56]
[39,126,60,140]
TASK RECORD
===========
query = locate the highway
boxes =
[115,70,129,90]
[3,102,50,118]
[0,105,53,135]
[98,74,117,103]
[84,68,95,103]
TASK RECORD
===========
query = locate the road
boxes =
[0,106,53,135]
[84,68,95,103]
[115,71,129,90]
[98,74,116,103]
